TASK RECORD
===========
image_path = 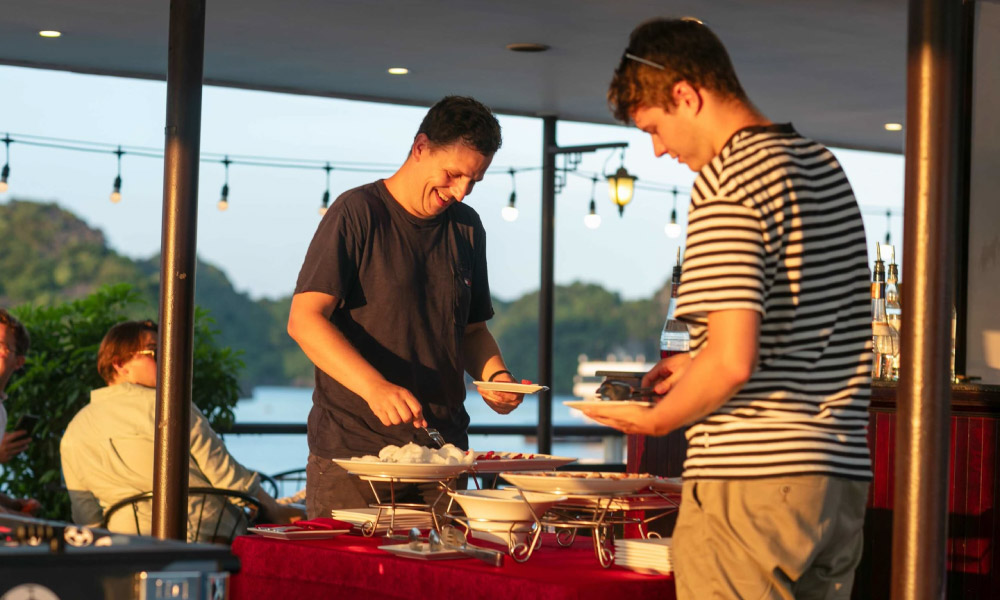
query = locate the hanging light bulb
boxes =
[664,188,681,237]
[109,146,124,203]
[584,199,601,229]
[217,184,229,211]
[0,134,12,194]
[319,190,330,216]
[884,209,892,245]
[665,209,681,237]
[110,175,122,203]
[501,169,519,221]
[217,156,231,211]
[605,150,636,217]
[319,162,333,216]
[584,176,601,229]
[501,191,519,222]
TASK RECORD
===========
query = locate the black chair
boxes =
[258,473,280,498]
[101,486,263,544]
[270,468,307,499]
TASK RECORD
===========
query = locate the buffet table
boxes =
[230,531,675,600]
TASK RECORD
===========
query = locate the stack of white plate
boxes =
[613,537,673,575]
[330,507,432,534]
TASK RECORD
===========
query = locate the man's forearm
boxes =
[288,302,385,398]
[461,322,507,381]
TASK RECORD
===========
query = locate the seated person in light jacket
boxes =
[60,320,300,540]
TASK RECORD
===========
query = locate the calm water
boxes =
[223,386,620,481]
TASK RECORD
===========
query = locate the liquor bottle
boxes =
[660,249,690,359]
[871,243,899,380]
[885,246,902,380]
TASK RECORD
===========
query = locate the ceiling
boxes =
[0,0,908,154]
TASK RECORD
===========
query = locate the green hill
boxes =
[1,199,672,395]
[0,199,310,393]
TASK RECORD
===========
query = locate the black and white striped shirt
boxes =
[674,124,872,481]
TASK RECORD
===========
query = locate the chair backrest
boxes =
[101,486,262,544]
[270,468,307,499]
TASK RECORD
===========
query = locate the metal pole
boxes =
[891,0,962,596]
[153,0,205,541]
[953,1,976,379]
[537,116,556,455]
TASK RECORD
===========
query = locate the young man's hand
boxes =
[0,431,30,463]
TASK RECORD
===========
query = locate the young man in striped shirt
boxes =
[581,18,872,599]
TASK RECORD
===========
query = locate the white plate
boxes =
[473,381,549,394]
[332,458,472,480]
[649,476,683,494]
[449,488,567,522]
[500,471,656,495]
[248,525,350,540]
[563,400,653,409]
[380,543,466,560]
[471,453,576,473]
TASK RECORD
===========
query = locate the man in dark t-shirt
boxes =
[289,96,525,517]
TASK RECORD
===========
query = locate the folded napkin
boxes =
[255,517,353,531]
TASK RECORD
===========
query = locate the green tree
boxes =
[0,284,243,520]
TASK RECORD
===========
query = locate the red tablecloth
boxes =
[231,531,675,600]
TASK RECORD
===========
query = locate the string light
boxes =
[0,134,11,193]
[584,176,601,229]
[109,146,124,203]
[0,131,704,221]
[665,187,681,238]
[501,168,519,222]
[217,156,231,211]
[319,162,332,216]
[884,208,892,245]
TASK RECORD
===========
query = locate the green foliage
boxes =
[0,284,243,520]
[490,282,665,393]
[0,199,308,394]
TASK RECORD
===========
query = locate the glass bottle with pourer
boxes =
[660,249,690,358]
[885,246,902,380]
[871,243,899,380]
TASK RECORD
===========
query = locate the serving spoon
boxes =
[440,526,505,566]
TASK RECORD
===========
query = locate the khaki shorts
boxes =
[672,476,868,600]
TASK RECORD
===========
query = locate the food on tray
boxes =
[519,471,655,480]
[475,450,538,461]
[352,442,474,465]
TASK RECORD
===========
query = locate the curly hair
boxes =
[416,96,502,156]
[96,320,158,384]
[0,308,30,356]
[608,18,748,124]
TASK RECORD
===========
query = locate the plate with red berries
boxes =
[471,450,576,473]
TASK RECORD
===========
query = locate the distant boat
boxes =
[572,354,656,399]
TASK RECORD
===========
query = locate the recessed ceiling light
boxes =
[38,30,62,38]
[387,67,409,75]
[506,43,550,53]
[884,123,903,131]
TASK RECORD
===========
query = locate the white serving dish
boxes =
[332,458,472,480]
[448,488,566,522]
[500,471,656,495]
[471,452,577,473]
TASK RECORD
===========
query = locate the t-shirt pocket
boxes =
[452,263,473,328]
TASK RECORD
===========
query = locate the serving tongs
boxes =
[595,380,656,401]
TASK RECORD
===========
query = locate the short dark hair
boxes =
[416,96,502,156]
[608,18,749,124]
[97,320,157,384]
[0,308,30,356]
